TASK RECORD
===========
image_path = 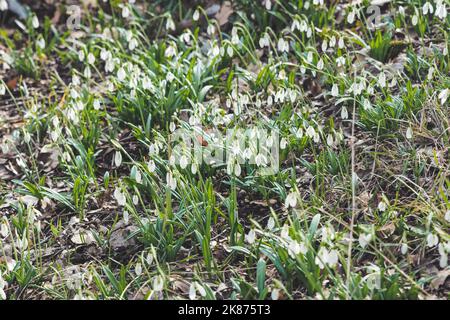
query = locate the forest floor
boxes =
[0,0,449,300]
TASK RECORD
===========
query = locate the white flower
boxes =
[135,263,142,276]
[87,53,95,65]
[359,233,372,248]
[193,9,200,21]
[315,248,339,269]
[347,9,356,24]
[117,67,126,81]
[435,1,447,19]
[271,289,280,300]
[147,160,156,173]
[122,6,130,18]
[406,127,413,140]
[277,38,289,53]
[123,210,129,224]
[280,138,287,150]
[378,72,386,88]
[422,2,433,15]
[114,187,126,206]
[285,191,298,208]
[412,15,418,26]
[179,155,189,169]
[114,151,122,167]
[400,243,408,255]
[378,201,387,212]
[189,282,196,300]
[246,229,256,244]
[317,58,324,70]
[0,0,8,11]
[341,106,348,119]
[255,153,267,167]
[32,16,39,29]
[166,172,177,190]
[438,89,449,106]
[153,275,164,291]
[438,243,448,268]
[331,84,339,97]
[0,83,6,96]
[445,210,450,222]
[426,233,439,247]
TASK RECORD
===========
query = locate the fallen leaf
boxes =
[215,1,234,26]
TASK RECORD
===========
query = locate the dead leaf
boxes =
[430,269,450,290]
[215,1,234,26]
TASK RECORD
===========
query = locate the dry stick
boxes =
[346,69,357,300]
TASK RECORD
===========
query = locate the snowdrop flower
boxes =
[227,46,234,57]
[378,72,386,88]
[114,187,126,206]
[338,37,345,49]
[207,24,215,35]
[412,15,419,26]
[347,9,356,24]
[87,53,95,65]
[114,151,122,167]
[445,210,450,222]
[122,5,130,18]
[326,134,334,147]
[117,67,126,81]
[37,38,45,50]
[317,58,324,70]
[329,36,336,48]
[285,191,298,208]
[321,40,328,52]
[0,221,8,238]
[129,38,138,51]
[93,99,101,110]
[32,15,39,29]
[0,0,8,11]
[259,33,270,48]
[0,83,5,95]
[438,89,449,106]
[147,160,156,173]
[359,233,372,248]
[245,229,256,244]
[426,233,439,247]
[435,1,447,19]
[315,248,339,269]
[264,0,272,10]
[401,243,408,255]
[341,106,348,119]
[277,38,289,53]
[271,289,279,300]
[422,2,433,15]
[378,201,387,212]
[193,9,200,21]
[406,127,413,140]
[135,263,142,276]
[153,275,164,291]
[179,155,189,169]
[255,153,267,167]
[280,138,287,149]
[166,172,177,190]
[331,84,339,97]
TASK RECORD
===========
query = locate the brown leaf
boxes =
[430,269,450,290]
[215,1,234,26]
